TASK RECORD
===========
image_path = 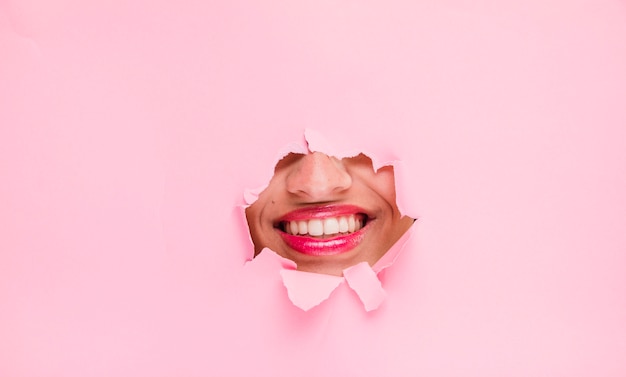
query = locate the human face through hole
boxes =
[246,152,413,276]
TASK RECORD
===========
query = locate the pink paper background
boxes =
[2,0,625,376]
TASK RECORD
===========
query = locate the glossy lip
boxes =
[279,228,367,256]
[275,204,371,256]
[276,204,368,222]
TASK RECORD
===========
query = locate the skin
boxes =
[245,152,414,276]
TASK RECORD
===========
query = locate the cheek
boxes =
[245,205,261,239]
[244,182,282,242]
[245,203,271,254]
[371,169,399,207]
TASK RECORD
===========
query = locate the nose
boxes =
[286,152,352,201]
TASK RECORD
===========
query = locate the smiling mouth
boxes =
[278,214,367,238]
[274,205,370,256]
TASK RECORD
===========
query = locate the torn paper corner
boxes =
[305,128,404,175]
[244,247,297,271]
[243,185,266,206]
[304,128,335,154]
[276,141,308,159]
[280,269,344,311]
[372,222,416,274]
[343,262,387,312]
[304,128,362,160]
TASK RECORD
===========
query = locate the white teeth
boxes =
[323,218,339,235]
[338,217,349,233]
[290,221,298,235]
[348,216,356,233]
[308,219,323,236]
[285,215,365,236]
[297,220,308,235]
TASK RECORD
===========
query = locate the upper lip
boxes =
[276,204,370,223]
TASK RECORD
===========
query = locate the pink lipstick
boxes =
[276,205,369,256]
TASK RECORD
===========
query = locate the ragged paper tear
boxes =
[280,269,344,311]
[251,222,416,311]
[242,129,417,311]
[343,262,387,312]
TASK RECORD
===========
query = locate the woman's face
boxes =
[245,152,413,276]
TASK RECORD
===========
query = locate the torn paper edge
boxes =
[343,262,387,312]
[280,269,344,311]
[239,128,418,311]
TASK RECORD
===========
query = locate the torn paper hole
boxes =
[240,130,416,311]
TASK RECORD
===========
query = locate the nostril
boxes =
[285,153,352,199]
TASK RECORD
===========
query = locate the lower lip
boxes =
[279,229,366,256]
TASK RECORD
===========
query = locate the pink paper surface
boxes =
[2,1,626,376]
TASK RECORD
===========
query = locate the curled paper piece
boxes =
[243,186,266,206]
[255,224,416,311]
[280,269,344,311]
[244,247,298,272]
[343,262,387,312]
[305,128,401,173]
